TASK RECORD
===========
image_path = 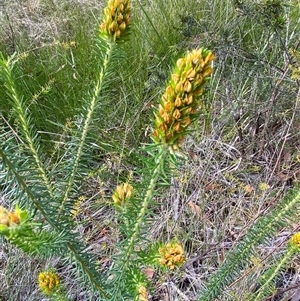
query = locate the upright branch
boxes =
[113,47,214,298]
[0,52,54,198]
[58,0,132,219]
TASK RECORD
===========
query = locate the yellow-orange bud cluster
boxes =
[0,206,21,227]
[290,232,300,249]
[38,270,60,295]
[99,0,131,40]
[153,48,214,149]
[138,285,148,301]
[112,183,133,205]
[158,242,185,269]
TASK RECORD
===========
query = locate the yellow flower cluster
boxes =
[290,232,300,249]
[99,0,131,40]
[138,285,148,301]
[71,195,86,217]
[0,206,21,227]
[112,183,133,205]
[153,48,214,149]
[158,242,185,269]
[38,270,60,295]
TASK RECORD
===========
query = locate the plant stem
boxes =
[0,149,108,297]
[252,248,295,301]
[112,144,168,300]
[0,53,54,198]
[58,40,114,219]
[125,145,167,260]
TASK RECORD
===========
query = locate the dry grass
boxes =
[0,0,104,51]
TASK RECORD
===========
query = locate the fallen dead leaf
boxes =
[188,201,201,217]
[143,266,154,279]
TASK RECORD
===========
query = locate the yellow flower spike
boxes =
[117,13,123,22]
[203,66,214,78]
[165,85,174,97]
[112,183,134,206]
[158,242,185,269]
[290,232,300,250]
[116,186,125,199]
[123,183,133,198]
[181,116,191,127]
[116,30,122,38]
[181,70,187,80]
[204,51,215,64]
[104,7,112,16]
[152,48,214,149]
[99,0,131,41]
[38,270,60,296]
[109,21,117,32]
[164,101,173,111]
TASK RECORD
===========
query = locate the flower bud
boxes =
[112,183,133,206]
[290,232,300,249]
[176,58,185,69]
[119,22,126,31]
[138,286,148,301]
[173,109,181,120]
[183,80,192,92]
[38,270,60,296]
[171,73,180,84]
[175,82,183,94]
[0,207,9,226]
[174,97,183,107]
[158,242,184,269]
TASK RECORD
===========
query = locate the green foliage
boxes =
[197,188,300,301]
[1,0,300,300]
[233,0,287,29]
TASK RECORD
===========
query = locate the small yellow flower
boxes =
[158,242,185,269]
[112,183,133,205]
[71,195,86,217]
[8,212,20,224]
[290,232,300,249]
[0,206,9,226]
[0,205,22,227]
[38,270,60,295]
[138,285,148,301]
